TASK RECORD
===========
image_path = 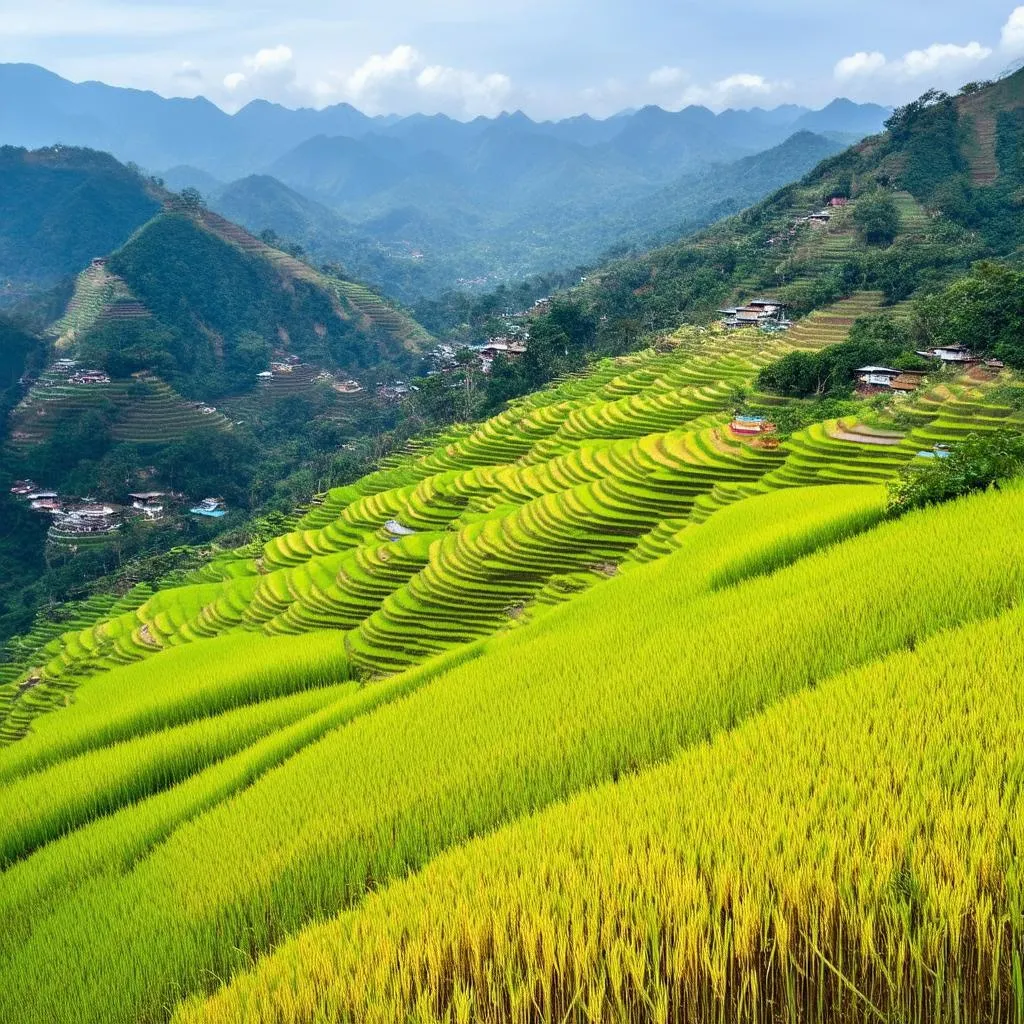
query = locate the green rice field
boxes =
[1,292,1023,1023]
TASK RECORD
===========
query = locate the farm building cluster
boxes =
[855,347,1004,395]
[719,298,791,332]
[9,481,231,544]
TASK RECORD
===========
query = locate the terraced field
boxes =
[5,289,1022,703]
[2,284,1023,1024]
[7,371,232,450]
[49,261,151,349]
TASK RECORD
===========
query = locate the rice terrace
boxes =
[3,7,1024,1024]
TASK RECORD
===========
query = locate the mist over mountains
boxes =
[1,62,890,297]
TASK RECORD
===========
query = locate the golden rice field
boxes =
[1,300,1023,1023]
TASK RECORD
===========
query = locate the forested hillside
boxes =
[567,69,1024,333]
[0,162,439,645]
[0,146,160,305]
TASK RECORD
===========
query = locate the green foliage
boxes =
[102,214,408,399]
[0,146,159,296]
[853,191,901,246]
[884,90,968,198]
[886,430,1024,514]
[756,316,916,398]
[915,261,1024,368]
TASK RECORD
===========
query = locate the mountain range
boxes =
[0,63,890,297]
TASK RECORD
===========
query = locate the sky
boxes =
[1,1,1023,119]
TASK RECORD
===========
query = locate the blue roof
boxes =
[190,507,227,518]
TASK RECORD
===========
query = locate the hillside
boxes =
[0,62,893,297]
[4,69,1024,1024]
[0,146,160,305]
[207,131,844,301]
[208,175,440,303]
[1,272,1023,1022]
[572,69,1024,333]
[260,123,859,292]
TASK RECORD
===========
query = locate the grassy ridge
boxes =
[2,484,1024,1022]
[0,682,354,867]
[0,631,349,780]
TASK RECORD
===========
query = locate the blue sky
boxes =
[1,0,1022,118]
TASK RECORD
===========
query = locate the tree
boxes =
[854,193,901,246]
[914,262,1024,369]
[886,431,1024,515]
[178,187,206,212]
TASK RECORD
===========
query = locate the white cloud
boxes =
[221,43,299,105]
[416,65,511,115]
[1001,6,1024,56]
[345,44,421,98]
[648,66,687,88]
[835,51,887,80]
[834,41,992,83]
[900,42,992,77]
[678,72,781,109]
[247,45,294,73]
[317,44,512,117]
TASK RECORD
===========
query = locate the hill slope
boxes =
[0,295,1022,1022]
[3,72,1024,1024]
[0,146,160,305]
[34,203,432,402]
[572,69,1024,332]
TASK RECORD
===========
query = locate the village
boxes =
[8,479,230,546]
[720,295,1005,398]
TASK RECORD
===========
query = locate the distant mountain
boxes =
[161,165,224,194]
[791,98,892,137]
[0,146,160,304]
[0,62,892,297]
[614,130,848,246]
[574,68,1024,333]
[209,175,444,302]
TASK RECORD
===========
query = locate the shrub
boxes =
[886,430,1024,514]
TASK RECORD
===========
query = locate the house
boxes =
[9,479,38,496]
[333,379,363,394]
[889,373,924,393]
[130,492,166,518]
[985,358,1005,369]
[730,415,775,436]
[746,298,782,315]
[480,338,528,359]
[190,497,227,518]
[829,197,850,207]
[256,370,274,380]
[855,366,903,387]
[916,344,977,364]
[30,497,62,513]
[52,504,120,535]
[70,370,111,385]
[721,298,786,329]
